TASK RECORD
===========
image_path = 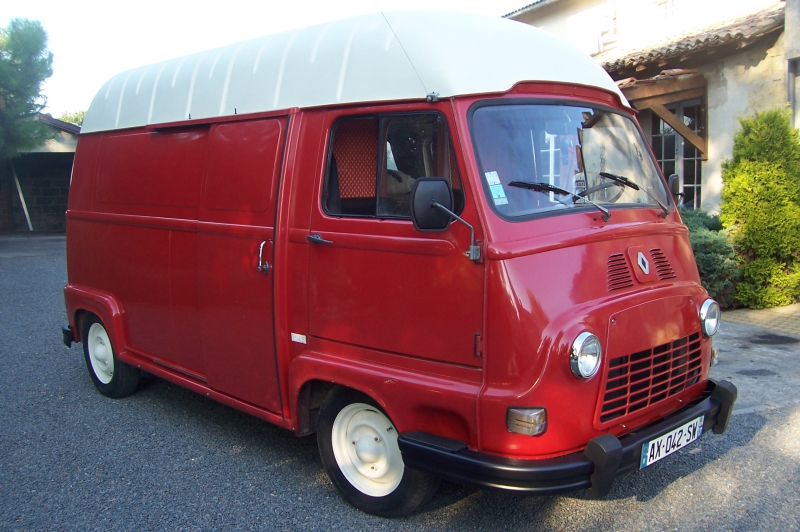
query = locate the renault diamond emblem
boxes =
[637,252,650,275]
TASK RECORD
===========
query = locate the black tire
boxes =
[317,387,440,517]
[82,314,140,398]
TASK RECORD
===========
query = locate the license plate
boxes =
[640,415,704,469]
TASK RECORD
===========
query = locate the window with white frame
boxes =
[650,100,703,209]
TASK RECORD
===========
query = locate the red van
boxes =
[63,11,736,517]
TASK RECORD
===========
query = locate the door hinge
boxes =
[474,333,483,358]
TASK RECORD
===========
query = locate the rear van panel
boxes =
[67,113,291,412]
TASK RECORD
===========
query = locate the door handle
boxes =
[307,233,333,245]
[257,240,270,274]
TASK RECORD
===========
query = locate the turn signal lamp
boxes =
[507,407,547,436]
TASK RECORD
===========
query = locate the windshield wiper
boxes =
[598,172,669,218]
[509,181,610,221]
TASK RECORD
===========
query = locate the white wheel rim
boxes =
[87,322,114,384]
[331,403,404,497]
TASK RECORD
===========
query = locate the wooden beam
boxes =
[649,103,707,160]
[629,87,705,111]
[621,73,706,101]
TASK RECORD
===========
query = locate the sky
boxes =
[2,0,528,118]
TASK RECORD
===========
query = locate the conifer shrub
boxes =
[680,208,740,309]
[680,207,723,232]
[728,109,800,200]
[720,109,800,308]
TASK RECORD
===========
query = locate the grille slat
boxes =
[599,332,702,424]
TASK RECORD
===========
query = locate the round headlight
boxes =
[570,332,602,379]
[700,299,721,337]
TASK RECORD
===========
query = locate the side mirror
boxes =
[410,178,453,232]
[668,173,683,200]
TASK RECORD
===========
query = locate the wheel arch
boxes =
[288,351,478,443]
[295,379,336,436]
[295,380,395,437]
[64,285,128,355]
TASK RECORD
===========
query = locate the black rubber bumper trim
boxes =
[398,379,737,497]
[62,324,74,347]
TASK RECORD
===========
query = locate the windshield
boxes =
[471,103,671,220]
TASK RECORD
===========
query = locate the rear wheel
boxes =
[82,314,140,398]
[317,387,440,517]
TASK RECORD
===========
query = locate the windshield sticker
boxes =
[490,184,508,205]
[486,171,509,205]
[485,171,501,186]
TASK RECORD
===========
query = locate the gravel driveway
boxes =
[1,234,798,531]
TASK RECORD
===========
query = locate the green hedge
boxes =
[681,209,740,309]
[720,109,800,308]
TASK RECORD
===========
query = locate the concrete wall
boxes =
[699,31,786,213]
[510,0,608,55]
[787,0,800,129]
[0,154,73,233]
[786,0,800,60]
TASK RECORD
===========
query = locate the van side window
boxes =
[327,118,379,216]
[324,113,464,218]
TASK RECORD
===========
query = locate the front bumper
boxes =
[398,379,737,498]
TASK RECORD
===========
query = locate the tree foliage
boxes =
[60,110,85,127]
[725,108,800,201]
[720,109,800,308]
[0,18,53,159]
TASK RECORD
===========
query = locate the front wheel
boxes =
[82,314,140,398]
[317,387,440,517]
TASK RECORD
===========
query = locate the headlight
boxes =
[570,332,602,379]
[700,299,720,337]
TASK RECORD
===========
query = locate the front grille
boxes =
[607,253,634,291]
[650,248,676,280]
[599,332,702,424]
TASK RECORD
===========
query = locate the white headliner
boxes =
[81,11,626,133]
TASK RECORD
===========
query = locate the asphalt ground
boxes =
[1,234,798,531]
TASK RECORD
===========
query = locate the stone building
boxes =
[507,0,800,212]
[0,115,78,233]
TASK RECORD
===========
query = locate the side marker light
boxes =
[507,408,547,436]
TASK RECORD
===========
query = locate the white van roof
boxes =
[81,11,626,133]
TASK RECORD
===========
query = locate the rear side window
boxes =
[324,113,464,218]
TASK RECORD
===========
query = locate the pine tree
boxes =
[0,18,54,159]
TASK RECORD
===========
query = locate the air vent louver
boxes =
[607,253,634,291]
[650,248,676,280]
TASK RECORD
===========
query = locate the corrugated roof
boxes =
[82,11,625,133]
[37,114,80,135]
[597,2,785,73]
[503,0,564,19]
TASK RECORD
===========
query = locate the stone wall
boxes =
[0,153,74,233]
[699,31,786,213]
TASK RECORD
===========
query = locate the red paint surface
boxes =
[65,82,713,462]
